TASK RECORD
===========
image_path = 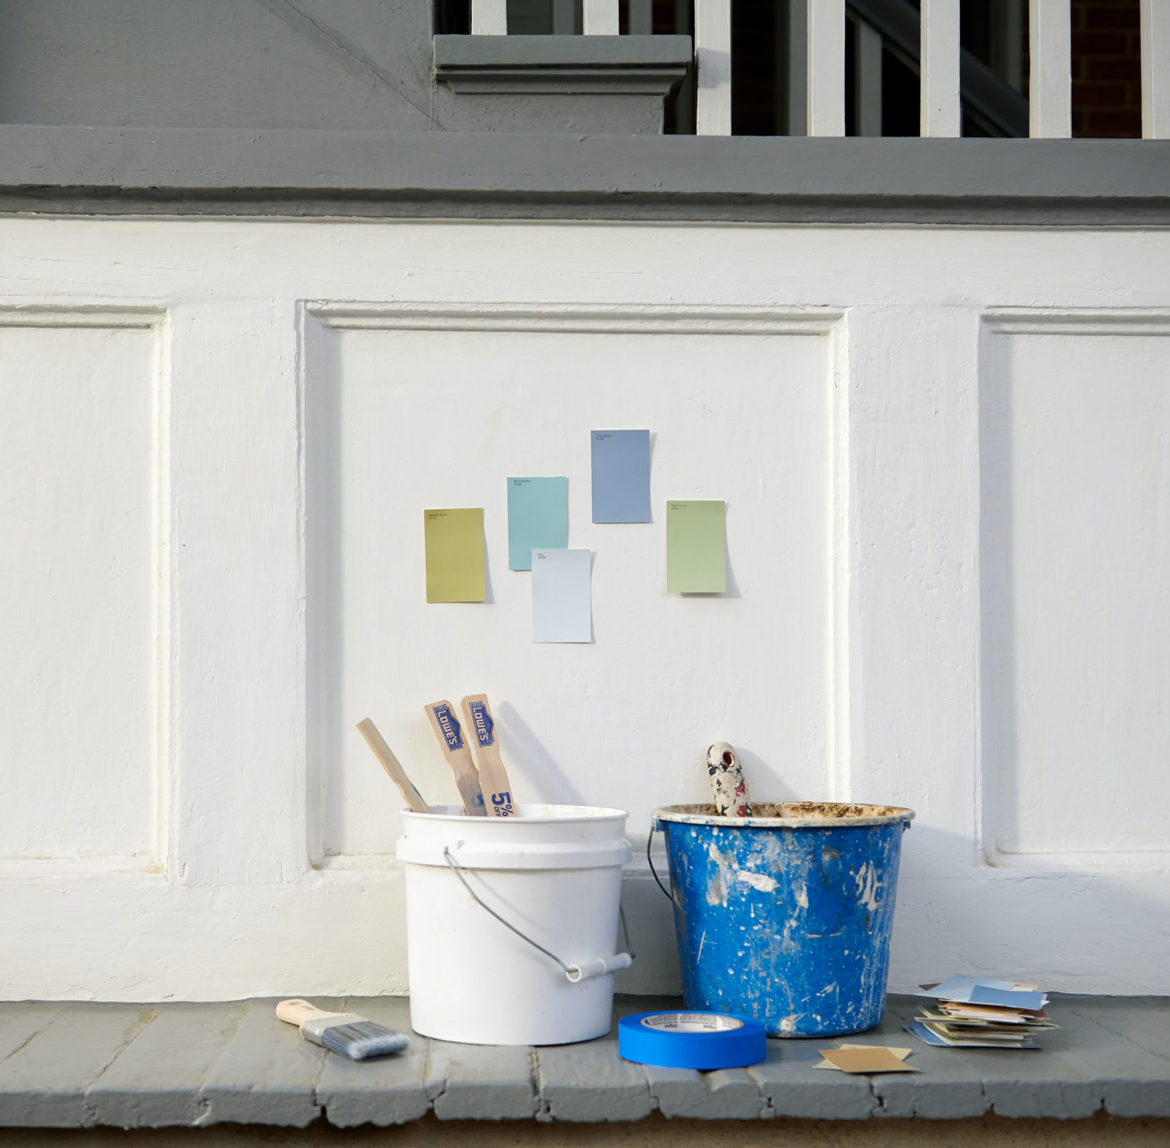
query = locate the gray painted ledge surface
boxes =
[0,995,1168,1128]
[2,127,1170,224]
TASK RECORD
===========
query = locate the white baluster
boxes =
[808,0,845,136]
[1142,0,1170,138]
[470,0,507,35]
[629,0,654,36]
[855,18,883,137]
[1029,0,1071,137]
[921,0,961,136]
[695,0,732,135]
[583,0,619,35]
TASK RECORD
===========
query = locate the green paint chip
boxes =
[666,500,726,594]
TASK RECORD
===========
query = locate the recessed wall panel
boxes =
[0,321,159,866]
[305,314,832,862]
[982,324,1170,857]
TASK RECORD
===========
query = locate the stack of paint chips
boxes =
[906,974,1058,1049]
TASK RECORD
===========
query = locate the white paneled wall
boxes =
[0,314,165,875]
[1,218,1169,1000]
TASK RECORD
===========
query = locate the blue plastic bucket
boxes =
[653,802,914,1038]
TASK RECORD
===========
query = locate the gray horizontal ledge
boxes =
[434,35,692,95]
[434,34,694,68]
[1,995,1169,1128]
[1,127,1169,224]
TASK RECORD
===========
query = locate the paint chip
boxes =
[816,1047,919,1074]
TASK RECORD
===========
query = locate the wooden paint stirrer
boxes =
[424,700,486,816]
[460,693,514,817]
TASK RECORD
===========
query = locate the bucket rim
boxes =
[654,801,915,829]
[403,802,630,825]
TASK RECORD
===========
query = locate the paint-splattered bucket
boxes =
[652,803,914,1038]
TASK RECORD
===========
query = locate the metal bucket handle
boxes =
[442,847,635,983]
[647,823,673,902]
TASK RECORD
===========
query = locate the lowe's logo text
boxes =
[469,702,494,747]
[434,705,462,751]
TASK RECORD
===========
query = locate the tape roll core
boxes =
[618,1011,767,1069]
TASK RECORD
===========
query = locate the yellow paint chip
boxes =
[424,508,485,603]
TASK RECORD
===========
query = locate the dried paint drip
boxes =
[706,741,751,817]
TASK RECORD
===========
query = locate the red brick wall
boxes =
[1072,0,1143,137]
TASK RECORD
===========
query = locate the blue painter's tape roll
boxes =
[618,1011,766,1070]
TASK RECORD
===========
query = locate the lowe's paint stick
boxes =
[461,693,515,817]
[425,700,486,816]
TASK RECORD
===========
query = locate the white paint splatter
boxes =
[737,870,777,893]
[853,861,880,910]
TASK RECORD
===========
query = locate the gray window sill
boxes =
[0,126,1168,224]
[1,994,1168,1128]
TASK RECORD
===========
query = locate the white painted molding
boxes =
[470,0,507,35]
[985,849,1170,872]
[0,304,171,883]
[300,299,847,869]
[808,0,846,136]
[920,0,961,137]
[1028,0,1071,138]
[694,0,732,136]
[1141,0,1170,139]
[0,859,171,881]
[0,305,161,329]
[826,317,852,804]
[305,301,845,335]
[983,308,1170,335]
[978,307,1170,872]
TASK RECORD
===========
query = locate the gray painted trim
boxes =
[434,35,691,96]
[434,35,694,68]
[1,127,1168,225]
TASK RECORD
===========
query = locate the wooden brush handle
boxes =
[424,700,486,816]
[356,719,432,814]
[276,999,339,1026]
[460,694,514,817]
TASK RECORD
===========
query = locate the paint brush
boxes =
[356,718,432,814]
[424,699,487,815]
[460,693,515,817]
[276,999,408,1060]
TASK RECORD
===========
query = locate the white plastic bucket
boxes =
[396,803,633,1046]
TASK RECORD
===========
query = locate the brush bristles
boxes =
[320,1020,408,1060]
